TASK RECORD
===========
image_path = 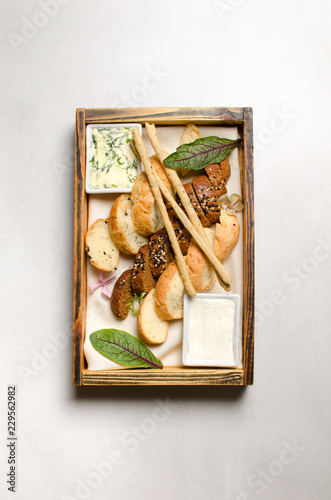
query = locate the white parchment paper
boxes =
[84,125,243,370]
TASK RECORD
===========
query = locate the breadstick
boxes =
[132,128,196,297]
[152,168,231,291]
[145,123,232,291]
[145,122,210,244]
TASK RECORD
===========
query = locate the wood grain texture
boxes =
[85,107,244,125]
[82,368,244,386]
[73,109,87,386]
[242,108,255,385]
[73,106,254,386]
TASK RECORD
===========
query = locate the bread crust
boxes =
[85,218,119,272]
[137,288,169,345]
[187,228,216,292]
[131,155,172,236]
[149,228,174,279]
[155,261,184,320]
[150,154,172,191]
[205,158,231,197]
[183,182,211,227]
[214,211,240,262]
[131,244,156,295]
[131,172,157,236]
[110,268,134,320]
[109,194,148,254]
[192,175,220,225]
[167,208,190,255]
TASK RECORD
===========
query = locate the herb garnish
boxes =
[90,329,163,369]
[129,292,147,316]
[163,136,242,171]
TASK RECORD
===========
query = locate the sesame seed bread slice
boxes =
[155,261,185,321]
[205,158,231,198]
[183,182,211,228]
[149,228,174,279]
[192,175,220,225]
[167,208,190,255]
[109,194,148,255]
[214,210,240,262]
[131,244,156,295]
[137,288,169,345]
[85,218,119,272]
[110,268,134,320]
[187,227,216,292]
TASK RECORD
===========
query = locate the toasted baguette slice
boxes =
[138,288,169,344]
[131,155,172,236]
[131,172,163,236]
[85,218,119,272]
[205,158,231,197]
[132,244,156,295]
[192,175,220,225]
[150,154,174,210]
[109,194,148,255]
[155,261,185,320]
[214,210,240,262]
[167,208,190,255]
[110,269,134,320]
[131,172,164,236]
[187,228,216,292]
[149,229,174,279]
[183,182,211,227]
[150,154,172,190]
[178,124,201,177]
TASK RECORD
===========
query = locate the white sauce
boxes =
[89,127,138,189]
[187,298,235,365]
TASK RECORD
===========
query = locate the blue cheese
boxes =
[89,127,138,189]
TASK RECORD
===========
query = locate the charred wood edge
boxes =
[73,108,86,386]
[85,107,244,125]
[242,107,254,385]
[82,368,244,386]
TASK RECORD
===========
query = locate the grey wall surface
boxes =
[0,1,330,499]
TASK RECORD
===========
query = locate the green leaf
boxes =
[163,136,242,171]
[129,292,147,316]
[90,329,163,369]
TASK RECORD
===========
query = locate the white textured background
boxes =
[0,1,330,499]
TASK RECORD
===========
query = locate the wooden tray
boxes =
[73,107,254,386]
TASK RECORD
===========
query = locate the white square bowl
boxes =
[182,293,241,367]
[85,123,142,194]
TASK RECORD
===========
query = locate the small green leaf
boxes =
[130,292,147,316]
[163,136,242,171]
[90,329,163,369]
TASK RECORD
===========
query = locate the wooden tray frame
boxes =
[73,107,254,386]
